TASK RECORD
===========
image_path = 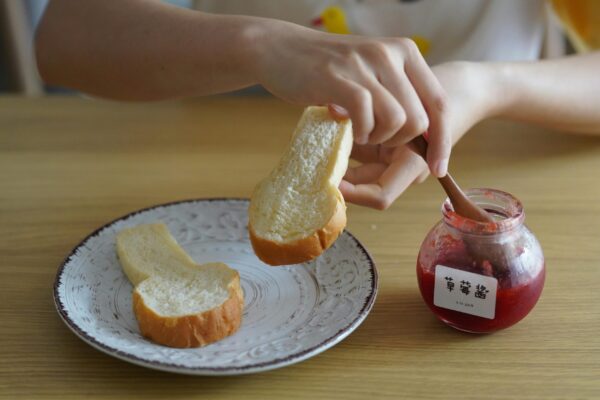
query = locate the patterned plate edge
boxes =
[52,197,379,375]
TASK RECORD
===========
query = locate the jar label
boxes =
[433,265,497,319]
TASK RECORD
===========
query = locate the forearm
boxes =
[35,0,265,100]
[484,52,600,134]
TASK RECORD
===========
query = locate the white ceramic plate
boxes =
[53,198,378,375]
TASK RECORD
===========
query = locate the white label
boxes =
[433,265,498,319]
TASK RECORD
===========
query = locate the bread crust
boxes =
[248,106,352,266]
[133,275,244,348]
[249,192,346,266]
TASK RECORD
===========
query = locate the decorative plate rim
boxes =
[53,197,379,375]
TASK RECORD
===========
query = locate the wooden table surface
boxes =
[1,96,599,399]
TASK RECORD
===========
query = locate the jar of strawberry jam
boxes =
[416,188,545,333]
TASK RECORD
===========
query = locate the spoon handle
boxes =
[407,135,429,160]
[408,136,494,223]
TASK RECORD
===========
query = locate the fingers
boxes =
[415,168,430,184]
[378,71,429,148]
[340,181,389,210]
[340,147,428,210]
[351,44,407,145]
[328,75,403,145]
[364,80,406,145]
[324,77,374,144]
[349,144,394,164]
[425,106,450,178]
[404,44,450,177]
[344,163,387,184]
[321,37,447,172]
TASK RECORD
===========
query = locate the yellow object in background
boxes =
[312,6,351,35]
[312,6,431,56]
[411,35,431,56]
[552,0,600,51]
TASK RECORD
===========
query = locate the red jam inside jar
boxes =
[416,189,545,333]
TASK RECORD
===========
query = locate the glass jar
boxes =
[416,188,545,333]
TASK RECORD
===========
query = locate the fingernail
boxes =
[328,104,349,120]
[355,135,368,145]
[435,158,448,177]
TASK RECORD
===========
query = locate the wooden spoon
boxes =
[408,135,494,223]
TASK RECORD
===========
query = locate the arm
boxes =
[487,52,600,134]
[35,0,259,101]
[341,53,600,209]
[35,0,451,177]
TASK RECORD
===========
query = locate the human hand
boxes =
[251,20,450,177]
[340,61,497,209]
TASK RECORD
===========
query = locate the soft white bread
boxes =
[249,106,353,266]
[116,223,196,286]
[116,223,243,348]
[132,266,243,348]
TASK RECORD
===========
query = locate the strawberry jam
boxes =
[416,189,545,333]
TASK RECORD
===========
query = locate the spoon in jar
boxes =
[408,135,494,223]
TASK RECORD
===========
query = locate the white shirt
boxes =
[195,0,547,63]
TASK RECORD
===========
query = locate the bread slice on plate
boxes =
[132,265,243,348]
[116,223,243,348]
[116,223,196,286]
[249,106,353,266]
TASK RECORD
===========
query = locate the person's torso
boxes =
[195,0,546,63]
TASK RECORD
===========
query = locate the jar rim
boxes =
[441,188,525,235]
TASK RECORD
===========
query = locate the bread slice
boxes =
[116,223,196,286]
[132,265,243,348]
[248,106,353,266]
[116,223,244,348]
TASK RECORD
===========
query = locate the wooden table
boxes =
[1,96,599,399]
